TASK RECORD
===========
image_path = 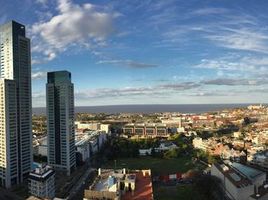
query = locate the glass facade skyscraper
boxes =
[47,71,76,175]
[0,21,32,188]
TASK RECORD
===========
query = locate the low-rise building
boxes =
[28,164,55,199]
[75,122,111,133]
[123,123,168,138]
[84,168,153,200]
[161,117,182,127]
[155,141,178,151]
[75,130,108,162]
[75,138,91,163]
[211,162,267,200]
[192,137,208,151]
[233,131,242,138]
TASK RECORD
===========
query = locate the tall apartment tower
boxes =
[47,71,76,175]
[0,21,32,188]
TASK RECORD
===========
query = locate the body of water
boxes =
[32,103,259,115]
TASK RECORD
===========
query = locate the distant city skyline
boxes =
[2,0,268,106]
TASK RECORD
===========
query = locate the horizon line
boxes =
[32,102,265,108]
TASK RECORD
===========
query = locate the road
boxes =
[67,167,96,200]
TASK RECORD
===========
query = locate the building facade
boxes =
[123,123,168,137]
[0,21,32,188]
[47,71,76,175]
[211,162,267,200]
[28,164,55,199]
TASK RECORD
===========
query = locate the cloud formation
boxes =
[97,60,158,68]
[191,7,228,16]
[75,81,200,100]
[202,78,259,86]
[194,54,268,73]
[31,0,119,63]
[32,71,47,80]
[206,28,268,54]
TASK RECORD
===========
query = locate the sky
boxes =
[1,0,268,107]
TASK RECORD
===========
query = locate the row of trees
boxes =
[193,149,219,164]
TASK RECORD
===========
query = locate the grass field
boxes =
[153,185,203,200]
[102,156,202,175]
[102,156,206,200]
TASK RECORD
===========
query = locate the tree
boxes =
[163,148,181,159]
[194,175,223,200]
[243,117,250,126]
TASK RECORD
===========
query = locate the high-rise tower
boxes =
[46,71,76,175]
[0,21,32,188]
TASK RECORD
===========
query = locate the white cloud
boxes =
[206,28,268,54]
[32,71,47,80]
[97,59,158,68]
[75,82,200,100]
[201,78,267,86]
[31,0,119,62]
[191,8,228,16]
[194,54,268,73]
[32,59,41,65]
[153,6,268,55]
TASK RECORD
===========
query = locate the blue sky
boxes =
[2,0,268,107]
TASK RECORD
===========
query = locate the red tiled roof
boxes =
[122,172,153,200]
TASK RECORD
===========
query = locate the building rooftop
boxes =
[231,162,264,181]
[85,169,153,200]
[47,70,71,84]
[91,169,133,192]
[214,163,252,188]
[29,164,55,182]
[75,130,105,146]
[122,171,153,200]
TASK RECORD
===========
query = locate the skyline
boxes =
[2,0,268,106]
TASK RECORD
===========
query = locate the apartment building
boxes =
[28,164,55,199]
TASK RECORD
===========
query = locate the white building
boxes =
[211,162,266,200]
[161,117,182,127]
[233,132,242,138]
[47,71,76,175]
[100,124,110,133]
[248,104,264,110]
[139,148,152,156]
[0,21,32,188]
[75,131,108,161]
[75,137,91,162]
[75,122,100,130]
[28,164,55,199]
[75,122,111,133]
[192,137,208,151]
[155,142,178,151]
